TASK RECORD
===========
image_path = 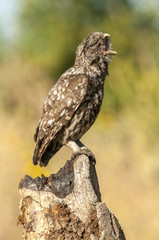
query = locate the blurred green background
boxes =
[0,0,159,239]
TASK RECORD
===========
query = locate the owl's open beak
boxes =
[102,33,117,56]
[103,50,117,56]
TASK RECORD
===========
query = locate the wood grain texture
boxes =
[18,155,126,240]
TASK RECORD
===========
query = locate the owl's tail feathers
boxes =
[33,139,62,167]
[34,125,39,142]
[33,140,42,166]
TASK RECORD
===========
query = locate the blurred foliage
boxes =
[18,0,140,76]
[15,0,159,142]
[18,0,159,70]
[0,26,6,59]
[1,1,159,240]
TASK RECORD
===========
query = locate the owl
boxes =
[33,32,116,167]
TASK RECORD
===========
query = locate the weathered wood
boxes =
[18,154,126,240]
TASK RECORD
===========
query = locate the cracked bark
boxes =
[17,154,126,240]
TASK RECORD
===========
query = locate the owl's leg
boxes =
[66,140,96,163]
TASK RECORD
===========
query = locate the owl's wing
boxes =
[33,74,89,166]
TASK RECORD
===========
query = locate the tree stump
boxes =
[17,154,126,240]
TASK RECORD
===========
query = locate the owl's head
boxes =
[75,32,117,67]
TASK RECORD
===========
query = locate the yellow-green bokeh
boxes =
[0,1,159,239]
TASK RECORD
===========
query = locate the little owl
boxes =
[33,32,116,167]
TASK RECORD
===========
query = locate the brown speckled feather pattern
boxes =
[33,32,116,166]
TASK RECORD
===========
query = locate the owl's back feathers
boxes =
[33,74,88,166]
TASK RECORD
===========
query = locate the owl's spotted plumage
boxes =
[33,32,116,167]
